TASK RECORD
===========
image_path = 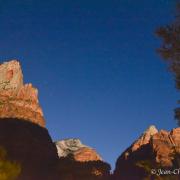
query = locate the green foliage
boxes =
[0,147,21,180]
[156,3,180,126]
[136,160,158,180]
[136,160,153,173]
[136,159,180,180]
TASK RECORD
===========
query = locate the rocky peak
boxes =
[55,139,102,162]
[0,60,45,127]
[114,126,180,179]
[132,125,158,152]
[146,125,159,134]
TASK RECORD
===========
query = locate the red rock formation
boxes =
[55,138,102,162]
[113,126,180,180]
[74,147,102,162]
[131,125,158,152]
[0,60,45,127]
[55,139,110,179]
[0,60,111,180]
[151,129,174,167]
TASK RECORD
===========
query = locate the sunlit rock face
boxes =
[151,128,180,167]
[113,126,180,180]
[55,139,111,179]
[0,60,45,127]
[55,138,102,162]
[131,125,158,152]
[0,60,23,93]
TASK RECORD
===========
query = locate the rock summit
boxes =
[0,60,45,127]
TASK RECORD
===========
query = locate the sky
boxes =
[0,0,179,170]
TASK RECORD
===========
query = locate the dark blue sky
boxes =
[0,0,178,169]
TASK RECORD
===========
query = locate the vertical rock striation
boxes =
[0,60,45,127]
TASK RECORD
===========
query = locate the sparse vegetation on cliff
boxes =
[0,147,21,180]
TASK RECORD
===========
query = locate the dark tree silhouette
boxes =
[156,2,180,126]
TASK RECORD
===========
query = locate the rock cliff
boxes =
[0,60,45,127]
[55,139,111,179]
[0,60,59,180]
[55,138,102,162]
[0,118,59,180]
[113,126,180,180]
[0,60,111,180]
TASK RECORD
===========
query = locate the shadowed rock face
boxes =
[57,157,111,180]
[113,126,180,180]
[0,118,59,180]
[55,139,111,179]
[0,60,45,127]
[55,139,102,162]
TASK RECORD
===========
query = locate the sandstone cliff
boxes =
[55,139,111,179]
[113,126,180,180]
[0,60,45,127]
[0,60,59,180]
[55,138,102,162]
